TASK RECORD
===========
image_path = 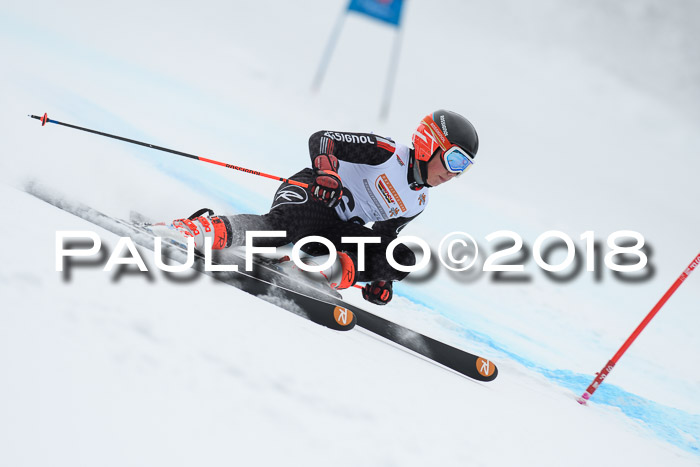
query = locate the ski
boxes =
[29,183,356,332]
[27,183,498,382]
[353,310,498,381]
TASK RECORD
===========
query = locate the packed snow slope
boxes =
[2,183,698,467]
[1,0,699,465]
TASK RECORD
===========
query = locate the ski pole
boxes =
[28,113,309,188]
[577,251,700,405]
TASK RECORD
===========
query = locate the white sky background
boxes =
[1,0,699,460]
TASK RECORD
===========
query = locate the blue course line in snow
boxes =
[392,281,435,309]
[454,324,700,457]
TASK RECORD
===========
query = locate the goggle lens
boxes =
[443,147,474,174]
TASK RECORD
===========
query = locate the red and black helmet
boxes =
[412,110,479,162]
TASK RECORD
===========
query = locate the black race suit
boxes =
[221,131,429,282]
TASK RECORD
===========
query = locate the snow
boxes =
[0,185,695,467]
[1,0,699,465]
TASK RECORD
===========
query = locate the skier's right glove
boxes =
[310,154,343,208]
[362,280,393,305]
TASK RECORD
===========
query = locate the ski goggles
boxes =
[442,145,475,175]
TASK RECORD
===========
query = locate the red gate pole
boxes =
[577,252,700,405]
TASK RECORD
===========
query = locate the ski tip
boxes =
[332,305,356,330]
[476,357,498,381]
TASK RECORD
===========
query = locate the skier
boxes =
[155,109,479,305]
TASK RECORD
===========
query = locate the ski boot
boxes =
[148,208,232,251]
[275,251,357,291]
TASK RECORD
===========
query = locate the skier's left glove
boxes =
[362,280,393,305]
[310,154,343,208]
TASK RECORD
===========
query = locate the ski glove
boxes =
[362,280,393,305]
[310,154,343,208]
